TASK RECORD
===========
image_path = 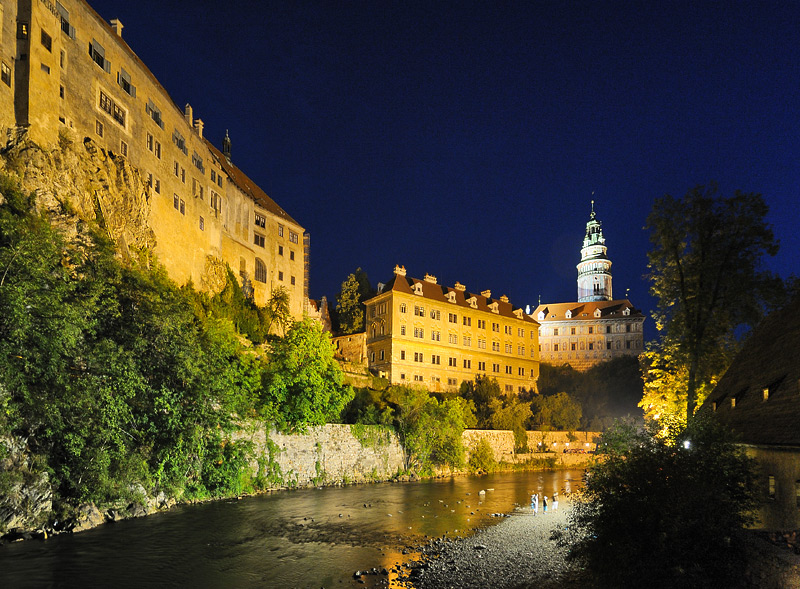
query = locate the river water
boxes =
[0,469,584,588]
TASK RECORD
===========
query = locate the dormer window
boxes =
[413,282,423,296]
[594,308,602,318]
[446,291,456,303]
[489,302,499,313]
[623,307,631,316]
[537,311,545,321]
[513,309,523,319]
[565,310,572,319]
[467,296,477,309]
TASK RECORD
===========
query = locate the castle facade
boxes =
[365,266,540,394]
[1,0,308,318]
[533,205,644,370]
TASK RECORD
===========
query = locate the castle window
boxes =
[173,130,187,155]
[89,40,110,72]
[95,120,103,137]
[278,271,284,281]
[448,357,456,367]
[17,22,29,40]
[606,341,612,350]
[254,233,265,248]
[291,276,296,286]
[117,68,136,96]
[400,325,406,335]
[571,327,576,335]
[147,133,153,152]
[146,100,163,128]
[120,140,127,157]
[278,245,284,256]
[289,231,299,244]
[505,365,512,374]
[463,336,471,346]
[57,3,76,38]
[99,91,125,127]
[1,62,10,87]
[192,151,204,173]
[154,178,161,194]
[40,64,50,75]
[492,363,500,373]
[290,251,295,261]
[463,316,471,327]
[553,328,559,336]
[492,341,500,352]
[588,326,594,334]
[379,350,385,361]
[448,312,457,323]
[155,141,161,159]
[518,367,524,376]
[198,216,204,231]
[254,213,266,228]
[278,224,284,237]
[606,325,612,333]
[400,350,406,360]
[41,30,52,52]
[430,309,441,320]
[399,303,407,313]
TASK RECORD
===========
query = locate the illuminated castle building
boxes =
[1,0,308,319]
[365,266,540,394]
[532,203,644,370]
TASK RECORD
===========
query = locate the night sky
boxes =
[90,1,800,339]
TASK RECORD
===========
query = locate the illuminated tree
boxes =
[645,184,782,421]
[335,268,374,335]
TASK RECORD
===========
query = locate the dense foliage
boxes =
[343,384,476,473]
[537,356,643,429]
[334,267,374,335]
[565,417,759,588]
[645,185,784,421]
[0,178,350,509]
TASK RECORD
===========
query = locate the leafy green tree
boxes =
[262,319,354,433]
[459,375,502,428]
[334,267,374,335]
[530,392,582,431]
[646,185,783,421]
[566,416,759,588]
[489,395,532,452]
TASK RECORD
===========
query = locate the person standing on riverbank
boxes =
[543,495,548,514]
[553,493,558,512]
[531,493,538,516]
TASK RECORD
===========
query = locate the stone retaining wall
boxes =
[233,423,406,488]
[462,429,601,467]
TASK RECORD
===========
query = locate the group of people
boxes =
[530,491,558,515]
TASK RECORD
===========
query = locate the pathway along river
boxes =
[0,469,584,588]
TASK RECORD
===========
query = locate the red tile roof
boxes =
[533,300,644,321]
[372,273,538,324]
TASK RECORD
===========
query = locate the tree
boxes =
[262,319,354,433]
[646,185,783,421]
[459,375,502,428]
[530,392,582,431]
[565,416,759,588]
[334,267,375,335]
[489,395,533,452]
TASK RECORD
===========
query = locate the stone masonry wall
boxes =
[233,423,406,488]
[462,429,601,467]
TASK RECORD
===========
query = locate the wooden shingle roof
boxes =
[701,297,800,447]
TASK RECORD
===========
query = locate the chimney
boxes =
[481,289,492,298]
[110,19,123,37]
[194,119,204,138]
[454,281,466,292]
[393,264,406,277]
[500,294,509,303]
[223,130,232,161]
[423,273,437,284]
[184,104,193,126]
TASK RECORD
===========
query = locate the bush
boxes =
[566,416,759,588]
[468,438,497,473]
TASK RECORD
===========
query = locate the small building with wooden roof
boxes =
[700,297,800,530]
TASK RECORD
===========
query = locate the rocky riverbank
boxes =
[394,499,587,589]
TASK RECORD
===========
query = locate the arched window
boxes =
[254,258,267,283]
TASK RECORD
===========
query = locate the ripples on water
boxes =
[0,469,584,588]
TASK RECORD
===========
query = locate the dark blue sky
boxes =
[92,0,800,338]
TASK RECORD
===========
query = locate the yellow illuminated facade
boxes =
[365,266,539,394]
[1,0,307,318]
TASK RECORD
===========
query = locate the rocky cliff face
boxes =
[1,127,156,257]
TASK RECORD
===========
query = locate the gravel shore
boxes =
[399,500,586,589]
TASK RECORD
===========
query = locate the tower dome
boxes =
[576,201,612,302]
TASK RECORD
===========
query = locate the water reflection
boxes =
[0,470,584,588]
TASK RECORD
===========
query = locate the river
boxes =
[0,469,584,588]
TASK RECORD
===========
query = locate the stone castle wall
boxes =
[233,423,406,488]
[462,429,600,466]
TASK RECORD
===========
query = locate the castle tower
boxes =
[576,201,613,302]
